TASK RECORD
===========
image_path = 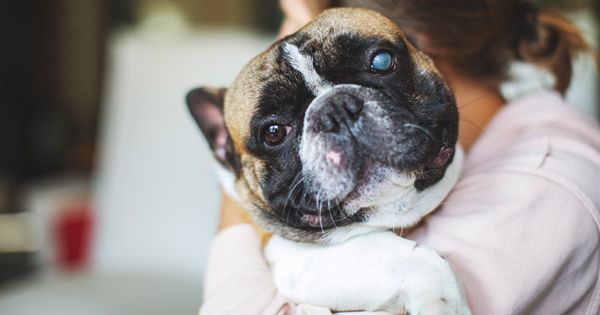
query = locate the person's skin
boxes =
[218,193,251,229]
[217,0,506,230]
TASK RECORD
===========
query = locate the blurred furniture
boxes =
[0,0,108,191]
[0,0,113,287]
[0,213,35,285]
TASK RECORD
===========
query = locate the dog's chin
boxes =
[261,145,462,244]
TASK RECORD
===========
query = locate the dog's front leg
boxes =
[264,231,471,315]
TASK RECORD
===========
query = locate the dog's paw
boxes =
[402,246,471,315]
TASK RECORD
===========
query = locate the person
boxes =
[200,0,600,314]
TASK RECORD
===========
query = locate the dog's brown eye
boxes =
[263,124,291,146]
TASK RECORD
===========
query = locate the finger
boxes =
[277,18,303,39]
[279,0,316,26]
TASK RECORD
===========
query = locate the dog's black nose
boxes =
[317,94,363,132]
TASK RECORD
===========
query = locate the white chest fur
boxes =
[265,232,471,314]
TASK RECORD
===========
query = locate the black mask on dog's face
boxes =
[187,8,459,244]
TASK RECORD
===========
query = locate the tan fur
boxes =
[259,230,273,248]
[302,8,405,43]
[225,49,279,155]
[233,156,272,245]
[237,157,268,209]
[223,38,280,238]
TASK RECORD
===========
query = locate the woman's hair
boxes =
[336,0,593,94]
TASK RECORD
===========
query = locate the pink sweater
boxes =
[200,90,600,315]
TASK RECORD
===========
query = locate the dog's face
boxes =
[188,8,460,244]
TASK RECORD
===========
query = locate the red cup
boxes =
[53,202,93,270]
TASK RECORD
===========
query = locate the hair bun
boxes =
[514,7,591,94]
[516,12,559,61]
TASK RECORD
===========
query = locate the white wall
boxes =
[93,28,273,280]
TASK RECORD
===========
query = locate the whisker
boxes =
[283,176,306,226]
[197,167,233,180]
[335,203,349,220]
[316,191,324,233]
[290,180,308,224]
[420,168,441,175]
[327,200,337,229]
[403,123,435,141]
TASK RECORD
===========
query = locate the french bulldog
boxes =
[187,7,470,315]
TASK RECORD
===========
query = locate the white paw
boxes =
[403,246,471,315]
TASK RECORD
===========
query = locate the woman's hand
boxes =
[218,193,252,230]
[278,0,331,38]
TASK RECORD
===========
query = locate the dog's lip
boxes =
[297,207,362,229]
[426,143,454,169]
[300,212,326,228]
[341,159,380,200]
[299,208,334,223]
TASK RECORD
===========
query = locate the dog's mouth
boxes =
[282,191,365,230]
[297,207,366,229]
[289,142,455,230]
[299,210,335,228]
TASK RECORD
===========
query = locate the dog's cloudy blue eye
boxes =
[370,52,393,72]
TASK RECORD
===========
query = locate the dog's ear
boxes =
[186,87,238,171]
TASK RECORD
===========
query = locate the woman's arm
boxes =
[217,193,252,230]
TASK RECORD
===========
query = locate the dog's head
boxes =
[187,8,461,244]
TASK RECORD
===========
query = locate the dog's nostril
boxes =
[320,113,338,132]
[340,94,363,119]
[314,93,363,133]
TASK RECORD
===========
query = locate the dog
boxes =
[187,8,470,314]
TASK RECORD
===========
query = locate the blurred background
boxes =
[0,0,597,314]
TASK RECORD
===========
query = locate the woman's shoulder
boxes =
[462,88,600,212]
[467,89,600,165]
[410,89,600,314]
[435,87,600,232]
